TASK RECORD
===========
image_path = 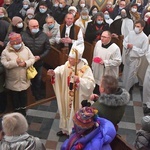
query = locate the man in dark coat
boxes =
[7,0,23,19]
[53,0,69,24]
[22,19,50,100]
[111,0,126,19]
[34,1,52,29]
[0,19,9,54]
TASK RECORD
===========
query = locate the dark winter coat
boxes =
[92,88,130,125]
[21,28,50,67]
[85,21,109,44]
[34,9,52,29]
[0,58,5,93]
[0,20,9,54]
[53,5,69,24]
[7,0,23,19]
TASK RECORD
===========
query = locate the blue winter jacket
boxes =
[61,117,116,150]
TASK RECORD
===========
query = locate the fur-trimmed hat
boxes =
[69,42,84,59]
[68,6,77,13]
[12,16,22,26]
[2,112,28,136]
[73,107,98,130]
[141,115,150,132]
[9,32,22,45]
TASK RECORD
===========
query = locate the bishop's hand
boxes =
[47,69,55,76]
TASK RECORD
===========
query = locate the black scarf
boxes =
[102,41,112,48]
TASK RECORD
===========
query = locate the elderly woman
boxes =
[0,112,46,149]
[1,33,35,116]
[4,16,27,45]
[129,3,141,22]
[19,0,31,20]
[75,8,92,36]
[85,12,109,44]
[0,7,11,23]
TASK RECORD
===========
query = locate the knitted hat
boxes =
[69,42,84,59]
[9,32,22,45]
[73,107,98,130]
[2,112,28,136]
[12,16,22,26]
[39,1,47,7]
[141,115,150,132]
[26,8,35,15]
[68,6,77,13]
[131,3,138,8]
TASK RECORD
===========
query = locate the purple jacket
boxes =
[61,117,116,150]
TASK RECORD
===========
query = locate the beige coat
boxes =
[1,43,35,91]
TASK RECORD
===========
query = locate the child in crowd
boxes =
[61,107,116,150]
[134,115,150,149]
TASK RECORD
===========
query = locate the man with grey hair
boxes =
[19,0,30,19]
[55,13,84,52]
[43,16,60,45]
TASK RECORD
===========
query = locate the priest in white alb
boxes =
[92,30,122,94]
[122,20,149,92]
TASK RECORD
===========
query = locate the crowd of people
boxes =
[0,0,150,149]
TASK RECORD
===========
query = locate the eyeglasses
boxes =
[30,25,39,28]
[101,36,110,38]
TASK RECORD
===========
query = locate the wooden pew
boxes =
[111,134,136,150]
[111,35,124,54]
[43,45,68,69]
[82,41,94,67]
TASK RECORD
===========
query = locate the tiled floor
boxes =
[26,84,144,150]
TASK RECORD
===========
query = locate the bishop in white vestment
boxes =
[47,42,95,135]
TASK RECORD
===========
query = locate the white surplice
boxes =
[92,40,121,85]
[122,30,149,91]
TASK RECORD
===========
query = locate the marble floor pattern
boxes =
[26,84,144,150]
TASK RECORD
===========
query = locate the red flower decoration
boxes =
[51,75,55,84]
[75,143,83,150]
[93,57,102,64]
